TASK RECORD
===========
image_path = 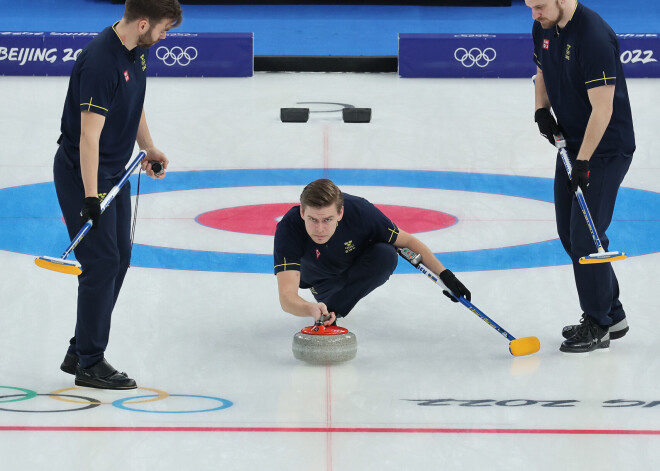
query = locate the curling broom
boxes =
[398,247,540,357]
[554,134,626,264]
[34,150,147,275]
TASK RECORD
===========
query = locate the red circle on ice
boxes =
[196,203,457,235]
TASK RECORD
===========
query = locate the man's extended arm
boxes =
[276,270,336,325]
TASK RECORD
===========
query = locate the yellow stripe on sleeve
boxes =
[80,97,108,113]
[387,227,399,244]
[274,257,301,271]
[585,71,616,86]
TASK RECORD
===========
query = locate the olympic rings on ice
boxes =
[454,47,497,68]
[49,386,169,405]
[0,393,101,413]
[0,386,38,404]
[155,46,198,66]
[0,386,233,414]
[113,394,233,414]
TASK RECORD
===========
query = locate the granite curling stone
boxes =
[292,323,357,364]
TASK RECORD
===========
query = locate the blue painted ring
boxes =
[112,394,233,413]
[1,168,657,273]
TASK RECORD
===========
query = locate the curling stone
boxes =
[292,321,357,364]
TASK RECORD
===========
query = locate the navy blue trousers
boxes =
[309,242,398,318]
[554,151,632,326]
[53,146,132,368]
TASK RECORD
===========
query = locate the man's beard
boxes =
[137,30,158,49]
[538,0,564,29]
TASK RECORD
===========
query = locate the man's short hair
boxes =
[300,179,344,213]
[124,0,183,28]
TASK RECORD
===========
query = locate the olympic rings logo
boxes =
[0,386,233,414]
[454,47,497,68]
[155,46,198,66]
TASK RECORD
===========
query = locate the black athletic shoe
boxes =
[75,359,137,390]
[560,316,610,353]
[60,352,78,375]
[563,316,628,340]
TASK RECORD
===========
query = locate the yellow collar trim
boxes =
[568,1,578,23]
[111,21,126,46]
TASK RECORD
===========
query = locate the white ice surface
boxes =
[1,73,659,470]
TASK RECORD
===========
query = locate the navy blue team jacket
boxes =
[59,22,148,179]
[273,194,400,287]
[532,2,635,156]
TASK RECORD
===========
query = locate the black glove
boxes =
[80,196,101,230]
[570,159,590,194]
[534,108,561,147]
[439,269,471,303]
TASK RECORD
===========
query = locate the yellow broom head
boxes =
[579,251,627,264]
[35,256,82,276]
[509,336,541,357]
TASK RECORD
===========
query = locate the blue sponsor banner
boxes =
[398,33,660,78]
[617,34,660,78]
[0,32,253,77]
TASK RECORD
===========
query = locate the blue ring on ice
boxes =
[0,168,657,273]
